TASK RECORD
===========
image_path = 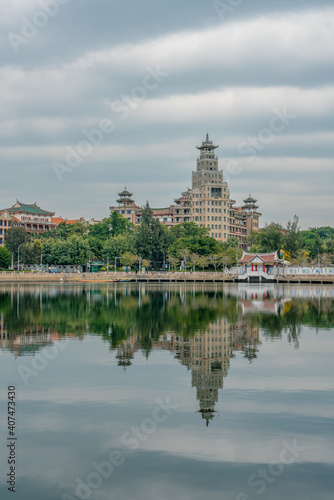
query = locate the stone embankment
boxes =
[0,272,334,284]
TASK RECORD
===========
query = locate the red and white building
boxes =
[238,251,288,281]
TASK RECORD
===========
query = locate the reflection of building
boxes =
[116,334,139,369]
[189,319,233,426]
[160,319,260,426]
[113,317,260,425]
[0,318,64,357]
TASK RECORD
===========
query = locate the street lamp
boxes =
[114,256,121,275]
[40,253,51,272]
[280,250,284,276]
[138,256,142,275]
[17,243,24,273]
[161,250,165,272]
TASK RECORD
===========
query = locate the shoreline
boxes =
[1,272,334,285]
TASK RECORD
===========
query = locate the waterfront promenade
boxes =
[1,271,334,284]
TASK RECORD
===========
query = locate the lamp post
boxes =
[161,250,165,272]
[17,243,24,273]
[40,253,50,273]
[138,256,142,275]
[114,256,121,275]
[87,249,92,273]
[107,256,109,276]
[280,250,285,276]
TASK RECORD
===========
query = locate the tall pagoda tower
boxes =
[110,187,141,225]
[191,134,230,242]
[242,194,261,234]
[116,187,135,207]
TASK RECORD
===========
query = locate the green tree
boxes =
[4,226,30,261]
[135,202,174,266]
[198,255,208,272]
[284,215,301,258]
[103,233,136,262]
[0,247,11,269]
[248,223,283,253]
[189,253,200,271]
[120,252,138,271]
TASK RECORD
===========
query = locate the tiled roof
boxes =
[240,251,278,263]
[8,201,54,216]
[51,217,65,226]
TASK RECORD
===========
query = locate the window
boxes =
[0,221,2,226]
[4,221,7,227]
[0,238,2,244]
[0,229,2,235]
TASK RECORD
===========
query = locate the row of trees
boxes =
[3,208,334,271]
[2,203,241,271]
[249,215,334,265]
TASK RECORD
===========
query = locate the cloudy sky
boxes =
[1,0,334,228]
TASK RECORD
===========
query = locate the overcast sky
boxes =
[1,0,334,228]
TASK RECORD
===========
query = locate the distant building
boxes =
[191,134,230,241]
[110,134,262,246]
[0,201,56,246]
[109,187,142,225]
[0,210,13,246]
[229,195,262,248]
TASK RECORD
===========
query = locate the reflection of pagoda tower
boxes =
[190,318,234,426]
[233,322,261,363]
[116,335,138,370]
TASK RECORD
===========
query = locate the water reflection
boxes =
[1,283,334,427]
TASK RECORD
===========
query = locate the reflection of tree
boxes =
[1,288,334,357]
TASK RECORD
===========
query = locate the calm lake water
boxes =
[0,283,334,500]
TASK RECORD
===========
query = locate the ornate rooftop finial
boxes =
[196,133,218,150]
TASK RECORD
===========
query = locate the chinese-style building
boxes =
[109,187,142,225]
[0,210,12,246]
[8,201,56,233]
[238,251,283,282]
[0,201,56,245]
[110,134,262,246]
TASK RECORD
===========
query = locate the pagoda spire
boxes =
[196,133,219,150]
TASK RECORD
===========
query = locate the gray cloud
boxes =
[0,0,333,228]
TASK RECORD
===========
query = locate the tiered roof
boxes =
[116,186,134,205]
[8,201,54,216]
[242,194,259,211]
[196,133,218,151]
